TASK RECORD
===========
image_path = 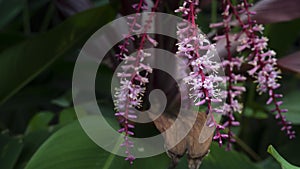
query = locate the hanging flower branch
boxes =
[236,0,295,139]
[210,0,295,148]
[114,0,161,164]
[175,0,227,147]
[210,0,246,150]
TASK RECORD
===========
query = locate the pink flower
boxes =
[210,1,247,149]
[176,0,226,146]
[114,0,161,163]
[233,0,295,139]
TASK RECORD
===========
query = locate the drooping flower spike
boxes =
[211,0,295,145]
[114,0,161,164]
[234,0,295,139]
[175,0,227,146]
[210,0,247,150]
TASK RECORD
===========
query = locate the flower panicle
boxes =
[210,1,246,149]
[209,0,295,148]
[114,49,153,164]
[114,0,161,164]
[224,0,295,139]
[222,1,246,150]
[176,0,226,145]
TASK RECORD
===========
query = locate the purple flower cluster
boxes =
[210,1,246,149]
[206,0,295,148]
[175,0,226,145]
[113,0,161,164]
[235,0,295,139]
[114,49,153,163]
[211,0,295,142]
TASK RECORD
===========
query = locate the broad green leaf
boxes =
[201,143,262,169]
[0,84,62,133]
[0,0,24,28]
[267,145,300,169]
[25,117,170,169]
[25,111,54,134]
[0,132,23,169]
[258,157,281,169]
[0,33,25,51]
[15,130,52,169]
[0,5,116,105]
[177,142,263,169]
[58,108,77,125]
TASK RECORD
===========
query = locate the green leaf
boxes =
[258,157,281,169]
[202,143,262,169]
[0,132,23,169]
[177,142,263,169]
[0,5,116,105]
[25,111,54,134]
[267,145,300,169]
[58,108,77,125]
[0,0,24,28]
[0,32,26,51]
[51,91,72,108]
[25,117,170,169]
[15,130,52,169]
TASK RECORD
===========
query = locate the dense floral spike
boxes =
[175,0,226,146]
[223,0,295,139]
[114,0,161,164]
[210,0,295,148]
[210,0,246,150]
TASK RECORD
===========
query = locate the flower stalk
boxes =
[211,0,295,144]
[236,0,295,139]
[114,0,161,164]
[176,0,226,146]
